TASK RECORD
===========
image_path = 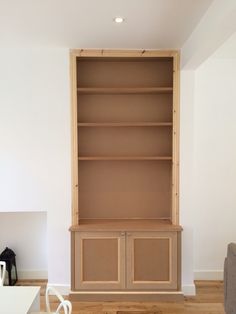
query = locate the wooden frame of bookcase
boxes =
[70,49,180,226]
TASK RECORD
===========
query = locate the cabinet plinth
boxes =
[70,49,182,300]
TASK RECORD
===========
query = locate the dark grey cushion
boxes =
[224,243,236,314]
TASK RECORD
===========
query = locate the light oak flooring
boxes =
[17,280,225,314]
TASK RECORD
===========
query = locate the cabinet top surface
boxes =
[70,219,182,232]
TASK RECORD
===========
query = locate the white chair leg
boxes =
[0,261,6,286]
[46,286,72,314]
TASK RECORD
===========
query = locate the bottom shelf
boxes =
[70,219,182,232]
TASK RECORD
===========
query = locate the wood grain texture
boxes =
[17,280,225,314]
[177,232,182,291]
[117,312,162,314]
[172,52,180,225]
[71,231,75,290]
[71,49,179,58]
[70,52,79,225]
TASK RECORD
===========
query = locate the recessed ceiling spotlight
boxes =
[114,17,125,23]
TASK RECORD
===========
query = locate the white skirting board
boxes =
[47,283,70,295]
[194,270,223,280]
[182,284,196,296]
[18,270,48,280]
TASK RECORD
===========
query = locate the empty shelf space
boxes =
[77,94,173,124]
[77,87,173,94]
[78,156,172,161]
[78,159,172,219]
[78,122,173,127]
[77,58,173,87]
[78,126,172,157]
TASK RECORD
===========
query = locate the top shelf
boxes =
[77,87,173,95]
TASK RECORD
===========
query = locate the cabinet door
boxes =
[74,232,125,290]
[126,231,178,290]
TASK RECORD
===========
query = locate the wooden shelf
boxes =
[70,219,182,232]
[77,87,173,94]
[78,156,172,161]
[78,122,172,127]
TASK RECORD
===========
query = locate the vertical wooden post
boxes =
[172,52,180,225]
[70,51,79,225]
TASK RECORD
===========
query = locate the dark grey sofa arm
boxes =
[224,243,236,314]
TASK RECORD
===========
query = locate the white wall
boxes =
[180,40,236,285]
[1,45,235,293]
[0,212,47,279]
[0,48,71,288]
[180,70,196,294]
[192,55,236,279]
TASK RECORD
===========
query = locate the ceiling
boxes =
[0,0,213,49]
[212,32,236,59]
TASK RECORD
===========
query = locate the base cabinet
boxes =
[72,230,180,291]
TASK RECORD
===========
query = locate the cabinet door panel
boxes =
[127,231,178,290]
[74,232,125,290]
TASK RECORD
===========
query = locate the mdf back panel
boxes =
[78,126,172,157]
[78,161,172,219]
[77,59,173,87]
[77,94,173,123]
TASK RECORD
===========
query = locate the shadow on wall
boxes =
[0,211,48,280]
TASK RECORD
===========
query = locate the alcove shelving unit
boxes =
[70,49,182,301]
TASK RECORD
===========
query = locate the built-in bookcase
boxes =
[70,50,182,300]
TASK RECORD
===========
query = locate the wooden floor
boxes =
[17,280,225,314]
